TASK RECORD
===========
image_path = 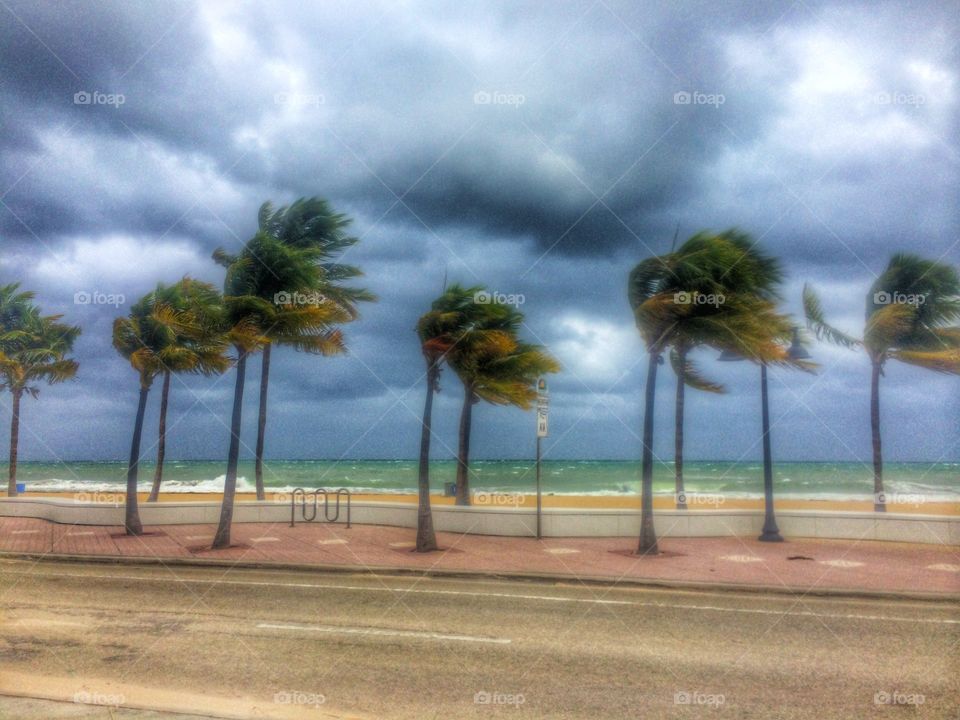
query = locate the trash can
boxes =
[15,483,25,494]
[443,482,456,497]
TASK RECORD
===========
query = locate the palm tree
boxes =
[0,284,80,497]
[146,278,230,502]
[804,254,960,511]
[114,292,198,534]
[628,231,795,554]
[668,231,784,509]
[247,199,375,500]
[211,232,325,548]
[447,299,560,506]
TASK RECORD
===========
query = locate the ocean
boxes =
[9,459,959,502]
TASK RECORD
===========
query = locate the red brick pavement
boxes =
[1,516,958,596]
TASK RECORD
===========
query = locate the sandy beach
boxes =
[15,491,959,516]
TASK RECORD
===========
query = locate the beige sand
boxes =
[18,490,959,515]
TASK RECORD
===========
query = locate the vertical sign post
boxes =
[535,377,548,540]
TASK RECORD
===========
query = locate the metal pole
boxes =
[759,363,783,542]
[536,435,542,540]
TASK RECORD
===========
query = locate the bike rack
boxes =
[290,487,351,529]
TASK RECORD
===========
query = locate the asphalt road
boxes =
[0,558,957,719]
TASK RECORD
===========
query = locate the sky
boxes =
[0,0,957,466]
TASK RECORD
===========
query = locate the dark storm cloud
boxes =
[0,0,957,462]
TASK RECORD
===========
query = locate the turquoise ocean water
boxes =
[10,459,959,502]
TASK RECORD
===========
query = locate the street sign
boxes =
[536,377,548,438]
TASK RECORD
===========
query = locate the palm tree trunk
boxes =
[454,383,474,506]
[254,344,271,501]
[7,388,22,497]
[213,349,248,549]
[871,358,885,512]
[147,370,171,502]
[125,383,149,536]
[416,361,439,552]
[638,351,660,555]
[674,350,687,510]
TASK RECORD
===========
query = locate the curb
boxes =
[1,550,956,603]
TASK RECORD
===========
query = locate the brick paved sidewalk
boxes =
[1,516,958,596]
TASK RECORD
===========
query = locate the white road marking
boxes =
[257,622,511,644]
[11,530,40,535]
[8,570,959,625]
[250,537,280,543]
[819,560,865,568]
[927,564,960,573]
[64,531,94,536]
[185,535,209,541]
[318,539,348,545]
[388,541,415,548]
[719,555,762,563]
[544,548,580,555]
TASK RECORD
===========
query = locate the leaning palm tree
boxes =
[244,198,375,500]
[804,254,960,511]
[668,231,784,508]
[628,231,796,553]
[146,278,230,502]
[0,284,80,497]
[211,232,322,548]
[447,301,560,506]
[114,293,197,534]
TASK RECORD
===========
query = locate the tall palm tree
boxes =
[447,301,560,506]
[211,232,323,548]
[246,198,375,500]
[804,253,960,511]
[668,231,784,509]
[628,231,795,554]
[146,278,230,502]
[0,284,80,497]
[114,293,197,535]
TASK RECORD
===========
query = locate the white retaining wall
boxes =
[0,497,957,545]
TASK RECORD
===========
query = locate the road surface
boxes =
[0,558,957,718]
